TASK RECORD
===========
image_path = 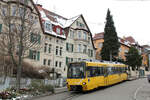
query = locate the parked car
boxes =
[147,75,150,83]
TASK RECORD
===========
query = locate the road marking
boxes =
[133,85,144,100]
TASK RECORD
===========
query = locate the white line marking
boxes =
[133,85,144,100]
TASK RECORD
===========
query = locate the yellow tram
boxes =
[67,61,128,91]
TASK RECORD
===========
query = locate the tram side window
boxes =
[86,67,104,77]
[107,67,112,75]
[111,67,115,74]
[100,67,104,75]
[97,67,104,76]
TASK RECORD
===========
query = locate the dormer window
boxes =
[56,28,61,35]
[45,21,52,32]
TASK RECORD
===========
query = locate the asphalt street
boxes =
[34,78,148,100]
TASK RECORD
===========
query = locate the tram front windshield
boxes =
[67,63,85,78]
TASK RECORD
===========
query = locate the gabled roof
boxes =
[124,36,136,44]
[93,32,133,48]
[93,32,104,40]
[36,5,96,49]
[36,5,66,39]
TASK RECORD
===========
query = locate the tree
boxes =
[101,9,120,61]
[0,0,42,92]
[125,46,143,71]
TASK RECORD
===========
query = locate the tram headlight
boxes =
[82,82,86,85]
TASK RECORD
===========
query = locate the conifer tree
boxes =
[101,9,120,61]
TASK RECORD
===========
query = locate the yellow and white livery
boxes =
[67,61,128,91]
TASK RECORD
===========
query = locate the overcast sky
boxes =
[34,0,150,45]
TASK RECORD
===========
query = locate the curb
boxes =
[26,87,68,100]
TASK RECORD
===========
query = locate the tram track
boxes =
[62,92,82,100]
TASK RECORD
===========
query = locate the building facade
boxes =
[93,32,131,61]
[37,5,96,77]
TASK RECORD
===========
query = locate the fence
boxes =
[0,76,66,91]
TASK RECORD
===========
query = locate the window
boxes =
[56,46,59,55]
[0,24,2,32]
[10,24,15,32]
[44,43,47,53]
[56,28,61,34]
[11,6,17,16]
[119,48,122,52]
[30,33,41,44]
[76,21,79,26]
[45,22,52,31]
[60,47,62,56]
[66,57,73,65]
[86,67,104,77]
[2,5,7,16]
[83,32,87,40]
[99,43,103,48]
[70,29,74,38]
[29,15,33,22]
[62,30,65,35]
[78,58,81,61]
[66,43,73,52]
[32,51,37,60]
[59,62,62,68]
[55,61,58,67]
[83,45,87,53]
[88,49,93,57]
[48,60,51,66]
[48,44,51,53]
[29,50,40,61]
[78,31,81,39]
[43,59,46,65]
[91,50,93,57]
[78,44,81,52]
[88,37,90,43]
[56,40,59,43]
[19,7,24,17]
[124,49,128,53]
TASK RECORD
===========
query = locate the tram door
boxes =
[104,67,108,86]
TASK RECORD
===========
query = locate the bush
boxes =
[28,79,54,93]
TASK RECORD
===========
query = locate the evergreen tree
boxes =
[125,46,143,71]
[101,9,120,61]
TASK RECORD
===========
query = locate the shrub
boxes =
[28,79,54,93]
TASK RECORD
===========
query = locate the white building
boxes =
[37,5,96,77]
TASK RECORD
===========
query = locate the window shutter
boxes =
[29,50,33,59]
[37,51,40,61]
[38,35,41,44]
[0,24,2,32]
[66,43,69,51]
[66,57,68,65]
[72,44,74,52]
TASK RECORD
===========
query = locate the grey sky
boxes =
[34,0,150,45]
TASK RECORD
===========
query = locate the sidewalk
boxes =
[28,87,68,100]
[127,76,139,81]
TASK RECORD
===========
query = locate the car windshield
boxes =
[67,63,85,78]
